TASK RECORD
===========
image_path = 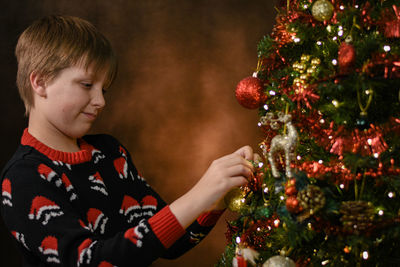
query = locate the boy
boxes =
[1,15,257,266]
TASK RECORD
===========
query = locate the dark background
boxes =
[0,1,277,266]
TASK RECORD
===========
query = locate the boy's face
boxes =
[36,64,106,140]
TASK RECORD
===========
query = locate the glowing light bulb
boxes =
[367,139,372,145]
[318,160,323,164]
[297,155,302,160]
[236,236,241,244]
[332,100,339,107]
[269,90,276,96]
[332,59,338,65]
[258,162,264,168]
[362,251,369,260]
[388,192,394,198]
[317,41,322,45]
[340,184,345,189]
[264,104,269,110]
[273,219,280,227]
[378,210,384,216]
[384,45,391,52]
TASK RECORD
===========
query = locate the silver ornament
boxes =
[263,255,296,267]
[267,113,298,178]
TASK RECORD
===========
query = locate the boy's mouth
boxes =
[82,112,97,120]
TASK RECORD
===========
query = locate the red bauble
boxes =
[285,186,298,196]
[235,76,265,109]
[286,196,301,213]
[338,42,356,72]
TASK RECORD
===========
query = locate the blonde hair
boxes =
[15,15,117,115]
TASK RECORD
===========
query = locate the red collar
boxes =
[21,128,94,164]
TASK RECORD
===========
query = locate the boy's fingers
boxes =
[253,153,262,163]
[234,145,253,161]
[225,164,253,179]
[229,176,249,188]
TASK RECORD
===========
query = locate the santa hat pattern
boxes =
[79,219,91,231]
[88,172,108,196]
[61,174,77,201]
[38,236,60,263]
[11,231,29,250]
[119,195,141,223]
[38,164,62,187]
[119,146,127,158]
[2,178,12,207]
[28,196,64,225]
[91,149,105,164]
[141,195,157,217]
[113,157,128,179]
[52,161,71,170]
[77,238,97,266]
[98,261,117,267]
[87,208,108,234]
[123,219,149,248]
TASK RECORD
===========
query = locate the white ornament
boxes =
[263,255,296,267]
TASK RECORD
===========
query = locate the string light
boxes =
[236,236,241,244]
[340,184,345,189]
[317,41,322,45]
[332,100,339,107]
[269,90,276,96]
[384,45,391,52]
[362,251,369,260]
[258,162,264,168]
[322,260,330,265]
[388,192,394,198]
[378,210,384,216]
[264,104,269,110]
[273,219,280,227]
[332,59,338,65]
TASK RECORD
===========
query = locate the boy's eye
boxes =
[81,83,92,88]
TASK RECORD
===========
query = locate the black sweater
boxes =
[1,129,223,266]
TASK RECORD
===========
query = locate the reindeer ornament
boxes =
[261,112,299,178]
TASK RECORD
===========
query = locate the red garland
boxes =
[384,5,400,38]
[362,53,400,79]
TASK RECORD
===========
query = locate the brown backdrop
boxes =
[0,1,277,266]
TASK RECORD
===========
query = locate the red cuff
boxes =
[196,209,225,227]
[148,206,186,248]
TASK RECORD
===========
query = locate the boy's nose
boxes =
[92,87,106,109]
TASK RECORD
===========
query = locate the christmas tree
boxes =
[217,0,400,266]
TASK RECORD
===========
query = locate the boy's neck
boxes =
[28,114,81,153]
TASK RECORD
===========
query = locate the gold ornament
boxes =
[311,0,334,22]
[301,54,311,62]
[311,58,321,66]
[224,187,247,212]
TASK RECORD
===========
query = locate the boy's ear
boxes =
[29,71,47,97]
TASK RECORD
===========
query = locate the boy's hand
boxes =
[170,146,260,228]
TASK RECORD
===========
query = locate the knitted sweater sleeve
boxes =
[121,144,225,260]
[1,158,186,267]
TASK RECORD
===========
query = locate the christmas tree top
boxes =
[219,0,400,266]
